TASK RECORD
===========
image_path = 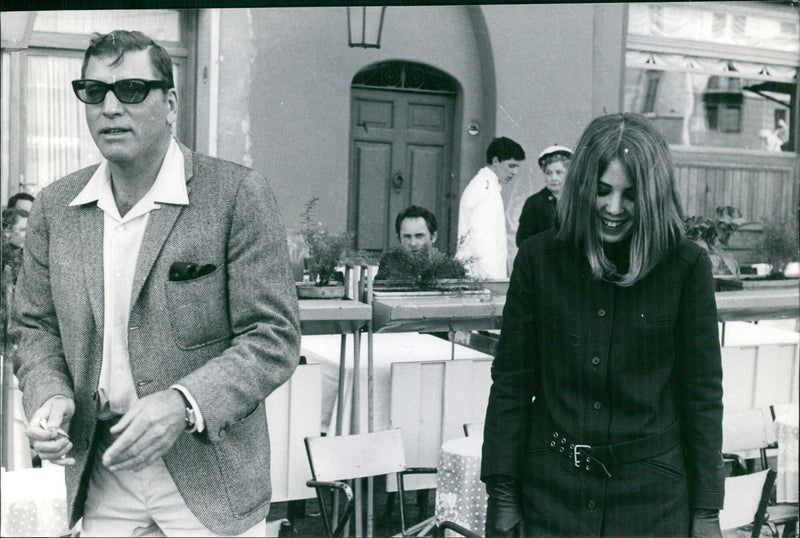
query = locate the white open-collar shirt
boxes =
[70,138,204,431]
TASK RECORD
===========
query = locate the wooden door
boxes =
[349,88,455,257]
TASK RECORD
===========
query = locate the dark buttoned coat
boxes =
[14,143,301,535]
[481,230,724,536]
[515,187,557,247]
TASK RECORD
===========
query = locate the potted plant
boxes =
[683,206,744,280]
[711,216,799,291]
[372,239,485,298]
[296,197,350,299]
[753,217,799,280]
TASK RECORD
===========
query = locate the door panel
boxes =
[349,88,455,257]
[408,145,441,211]
[355,142,392,251]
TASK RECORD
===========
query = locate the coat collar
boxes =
[75,140,196,324]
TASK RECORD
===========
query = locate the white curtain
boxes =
[24,55,101,192]
[628,4,800,53]
[33,10,181,42]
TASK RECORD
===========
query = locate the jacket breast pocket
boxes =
[637,310,678,355]
[166,270,232,350]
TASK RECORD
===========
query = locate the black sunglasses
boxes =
[71,78,172,105]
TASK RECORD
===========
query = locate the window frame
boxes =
[2,9,196,199]
[623,2,799,156]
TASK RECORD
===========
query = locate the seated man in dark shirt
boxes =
[375,205,464,281]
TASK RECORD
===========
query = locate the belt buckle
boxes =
[573,444,590,467]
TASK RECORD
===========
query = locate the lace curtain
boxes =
[628,4,800,53]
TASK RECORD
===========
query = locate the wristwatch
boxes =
[173,389,197,432]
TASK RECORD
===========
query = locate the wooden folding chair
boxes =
[722,407,777,475]
[304,429,438,537]
[719,468,777,538]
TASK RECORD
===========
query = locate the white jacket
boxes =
[456,166,508,279]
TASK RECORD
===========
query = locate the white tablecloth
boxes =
[300,333,491,435]
[1,465,71,537]
[435,435,486,536]
[775,404,799,503]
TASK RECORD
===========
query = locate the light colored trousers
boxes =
[81,421,267,537]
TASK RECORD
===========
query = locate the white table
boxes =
[300,333,491,436]
[774,404,799,503]
[435,434,486,536]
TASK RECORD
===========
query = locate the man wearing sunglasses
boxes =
[14,30,300,537]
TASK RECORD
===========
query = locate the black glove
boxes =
[690,508,722,538]
[485,475,522,537]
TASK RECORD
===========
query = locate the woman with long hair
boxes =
[482,113,724,537]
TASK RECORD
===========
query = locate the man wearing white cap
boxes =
[457,137,525,279]
[515,145,572,247]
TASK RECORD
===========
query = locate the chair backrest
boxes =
[718,469,776,533]
[304,429,406,482]
[722,407,777,461]
[463,422,484,438]
[720,340,799,410]
[389,358,492,491]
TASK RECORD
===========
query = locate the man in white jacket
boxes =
[457,137,525,279]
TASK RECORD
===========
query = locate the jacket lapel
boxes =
[129,144,194,308]
[78,204,105,331]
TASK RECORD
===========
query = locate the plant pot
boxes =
[372,278,489,299]
[296,282,346,299]
[714,275,799,291]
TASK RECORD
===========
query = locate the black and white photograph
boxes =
[0,3,798,537]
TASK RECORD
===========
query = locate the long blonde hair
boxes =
[556,113,684,286]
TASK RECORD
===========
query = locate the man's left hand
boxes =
[690,509,722,538]
[102,389,187,472]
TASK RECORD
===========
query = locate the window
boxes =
[2,10,195,198]
[624,3,798,152]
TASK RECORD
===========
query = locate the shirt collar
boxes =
[69,138,189,212]
[483,166,501,192]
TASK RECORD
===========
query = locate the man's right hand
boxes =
[26,395,76,465]
[485,475,522,537]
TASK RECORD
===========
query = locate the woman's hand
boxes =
[485,476,522,537]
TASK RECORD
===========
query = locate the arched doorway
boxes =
[348,61,458,257]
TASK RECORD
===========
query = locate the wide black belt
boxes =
[535,410,680,478]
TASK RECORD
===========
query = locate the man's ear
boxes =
[491,156,500,166]
[430,231,438,244]
[166,87,178,127]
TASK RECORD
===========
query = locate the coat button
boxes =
[593,401,602,410]
[587,500,596,509]
[598,309,606,317]
[591,356,600,365]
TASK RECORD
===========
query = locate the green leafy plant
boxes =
[755,217,799,277]
[376,247,469,290]
[300,197,350,286]
[684,206,744,276]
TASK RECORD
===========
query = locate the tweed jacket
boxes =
[515,187,557,247]
[13,143,301,535]
[481,230,724,511]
